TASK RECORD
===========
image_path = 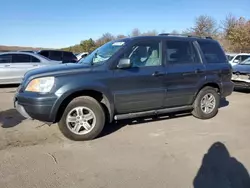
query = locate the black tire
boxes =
[58,96,105,141]
[192,86,220,119]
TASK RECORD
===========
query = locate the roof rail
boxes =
[158,33,213,39]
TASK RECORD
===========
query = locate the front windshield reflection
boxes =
[79,41,126,65]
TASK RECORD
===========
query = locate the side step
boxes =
[114,105,193,120]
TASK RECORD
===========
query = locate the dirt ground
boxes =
[0,86,250,188]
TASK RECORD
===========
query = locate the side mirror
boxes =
[233,59,240,64]
[117,58,131,69]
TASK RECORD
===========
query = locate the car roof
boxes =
[116,35,217,43]
[0,51,50,61]
[38,49,73,53]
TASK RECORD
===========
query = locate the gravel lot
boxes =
[0,86,250,188]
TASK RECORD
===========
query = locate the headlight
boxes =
[25,77,55,93]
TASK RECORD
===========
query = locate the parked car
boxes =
[231,57,250,88]
[18,50,37,53]
[37,50,78,63]
[226,52,250,66]
[14,34,234,141]
[0,52,61,84]
[76,52,89,60]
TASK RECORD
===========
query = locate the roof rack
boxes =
[158,33,213,39]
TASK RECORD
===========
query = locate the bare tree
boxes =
[130,28,141,37]
[221,13,238,37]
[188,15,218,37]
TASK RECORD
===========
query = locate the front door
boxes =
[163,39,206,107]
[10,54,41,83]
[112,39,167,114]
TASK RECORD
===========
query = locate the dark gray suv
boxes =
[14,34,234,141]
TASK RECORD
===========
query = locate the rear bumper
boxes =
[221,81,234,97]
[14,92,58,122]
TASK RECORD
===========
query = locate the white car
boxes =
[0,52,61,84]
[226,53,250,66]
[76,52,89,60]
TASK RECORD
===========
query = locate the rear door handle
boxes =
[33,64,38,67]
[182,69,204,76]
[195,69,204,74]
[152,71,165,77]
[4,64,10,67]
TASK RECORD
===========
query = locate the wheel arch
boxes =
[52,89,114,123]
[193,82,221,104]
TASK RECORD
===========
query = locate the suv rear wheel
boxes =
[58,96,105,141]
[192,86,220,119]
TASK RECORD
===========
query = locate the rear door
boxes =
[197,40,231,84]
[163,39,206,107]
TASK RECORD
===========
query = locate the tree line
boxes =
[62,14,250,53]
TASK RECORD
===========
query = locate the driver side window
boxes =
[122,41,161,67]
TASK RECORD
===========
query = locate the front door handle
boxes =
[4,64,10,67]
[152,71,165,77]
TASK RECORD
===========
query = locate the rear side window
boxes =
[39,51,49,57]
[198,40,227,63]
[165,40,200,64]
[241,55,250,62]
[63,52,77,62]
[50,51,62,61]
[0,54,12,63]
[12,54,31,63]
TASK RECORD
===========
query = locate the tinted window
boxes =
[12,54,31,63]
[63,51,77,62]
[241,55,250,62]
[122,41,161,67]
[165,40,199,64]
[39,51,49,58]
[0,54,12,63]
[49,51,62,61]
[31,56,40,62]
[198,40,227,63]
[234,55,241,61]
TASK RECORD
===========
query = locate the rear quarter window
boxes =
[198,40,227,64]
[50,51,63,61]
[39,51,49,57]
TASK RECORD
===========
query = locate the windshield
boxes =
[78,41,125,65]
[240,57,250,65]
[226,55,234,61]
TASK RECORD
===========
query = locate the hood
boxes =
[233,64,250,74]
[24,63,91,80]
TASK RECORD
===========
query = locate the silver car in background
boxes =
[0,52,61,84]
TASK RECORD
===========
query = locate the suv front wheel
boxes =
[58,96,105,141]
[192,86,220,119]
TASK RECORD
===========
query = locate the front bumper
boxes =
[14,91,58,122]
[232,80,250,88]
[14,101,32,119]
